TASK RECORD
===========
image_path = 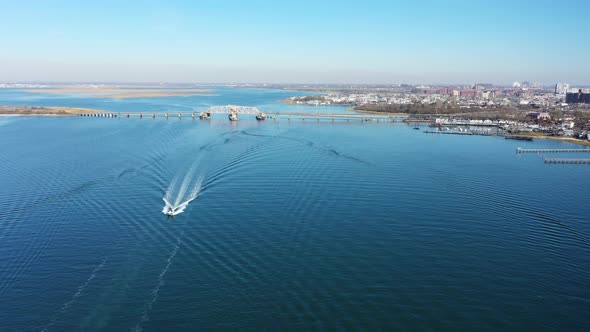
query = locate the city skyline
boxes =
[1,0,589,84]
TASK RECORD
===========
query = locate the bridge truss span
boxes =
[207,105,261,114]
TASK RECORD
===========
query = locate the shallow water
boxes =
[0,86,352,114]
[0,89,589,331]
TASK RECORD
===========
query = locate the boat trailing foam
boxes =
[162,174,203,217]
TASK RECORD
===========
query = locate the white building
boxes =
[482,91,495,99]
[567,87,590,94]
[563,121,575,129]
[555,83,569,95]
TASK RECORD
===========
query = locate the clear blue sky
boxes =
[1,0,588,85]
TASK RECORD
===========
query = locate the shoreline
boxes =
[533,135,590,147]
[349,108,409,116]
[0,106,105,116]
[4,103,590,147]
[278,99,407,116]
[279,98,356,107]
[279,98,296,105]
[332,107,590,147]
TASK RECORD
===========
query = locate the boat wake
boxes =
[42,258,107,331]
[162,166,203,216]
[133,233,183,332]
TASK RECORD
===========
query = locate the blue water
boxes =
[0,86,351,114]
[0,88,589,331]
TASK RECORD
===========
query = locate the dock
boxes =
[516,148,590,154]
[544,158,590,164]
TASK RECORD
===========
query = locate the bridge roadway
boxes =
[80,110,408,121]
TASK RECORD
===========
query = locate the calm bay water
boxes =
[0,88,589,331]
[0,86,350,114]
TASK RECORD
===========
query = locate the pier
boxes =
[516,148,590,154]
[544,158,590,164]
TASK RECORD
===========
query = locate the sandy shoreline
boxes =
[0,106,104,116]
[538,136,590,147]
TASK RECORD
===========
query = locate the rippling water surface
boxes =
[0,89,589,331]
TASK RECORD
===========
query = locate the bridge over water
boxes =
[207,105,261,114]
[79,105,409,122]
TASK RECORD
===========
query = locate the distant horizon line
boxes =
[2,81,590,88]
